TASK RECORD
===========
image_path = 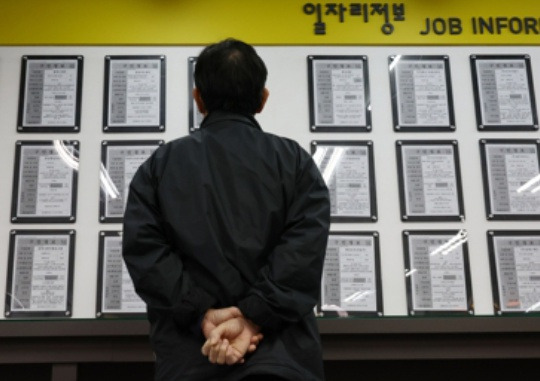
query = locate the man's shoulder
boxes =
[154,134,200,156]
[136,134,200,177]
[166,133,200,147]
[258,129,306,154]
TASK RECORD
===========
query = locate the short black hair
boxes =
[194,38,267,115]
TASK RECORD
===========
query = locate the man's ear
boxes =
[193,88,207,115]
[256,88,269,114]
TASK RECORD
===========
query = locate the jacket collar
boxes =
[200,110,262,131]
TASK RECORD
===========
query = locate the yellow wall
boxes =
[1,0,538,45]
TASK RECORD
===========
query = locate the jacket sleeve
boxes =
[122,155,216,329]
[237,150,330,331]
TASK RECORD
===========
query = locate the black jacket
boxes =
[123,111,330,380]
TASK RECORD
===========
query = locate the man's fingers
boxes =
[207,341,217,363]
[208,338,222,363]
[250,333,263,345]
[247,332,263,352]
[201,341,209,356]
[209,338,228,364]
[215,339,227,365]
[225,346,244,365]
[201,336,219,356]
[204,321,236,362]
[203,339,246,366]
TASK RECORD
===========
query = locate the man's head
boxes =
[194,38,268,115]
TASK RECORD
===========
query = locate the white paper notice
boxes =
[339,245,377,311]
[322,236,377,313]
[426,244,467,310]
[35,153,73,216]
[402,145,460,217]
[109,60,161,126]
[486,144,540,215]
[331,67,366,126]
[504,151,540,213]
[315,145,371,218]
[420,152,459,215]
[514,246,540,312]
[30,244,69,311]
[103,236,146,313]
[476,59,533,125]
[123,154,150,209]
[396,60,449,126]
[409,235,468,311]
[494,236,540,312]
[314,60,366,126]
[105,145,158,218]
[23,60,78,126]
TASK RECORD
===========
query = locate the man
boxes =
[123,38,330,381]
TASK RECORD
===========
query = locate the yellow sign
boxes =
[1,0,538,45]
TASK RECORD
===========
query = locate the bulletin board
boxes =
[0,44,539,320]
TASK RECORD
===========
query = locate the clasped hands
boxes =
[201,306,262,365]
